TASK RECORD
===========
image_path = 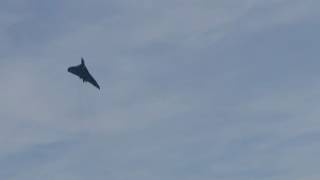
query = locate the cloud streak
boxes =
[0,0,320,179]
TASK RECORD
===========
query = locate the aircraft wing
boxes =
[68,59,100,90]
[86,72,100,89]
[68,65,85,80]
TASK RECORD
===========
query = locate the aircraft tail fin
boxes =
[81,58,85,65]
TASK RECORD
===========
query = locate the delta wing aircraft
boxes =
[68,58,100,89]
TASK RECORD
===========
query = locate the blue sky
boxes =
[0,0,320,179]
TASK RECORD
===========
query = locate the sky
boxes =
[0,0,320,179]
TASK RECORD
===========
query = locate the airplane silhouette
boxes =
[68,58,100,89]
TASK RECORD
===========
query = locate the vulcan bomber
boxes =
[68,58,100,89]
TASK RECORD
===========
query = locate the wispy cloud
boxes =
[0,0,319,179]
